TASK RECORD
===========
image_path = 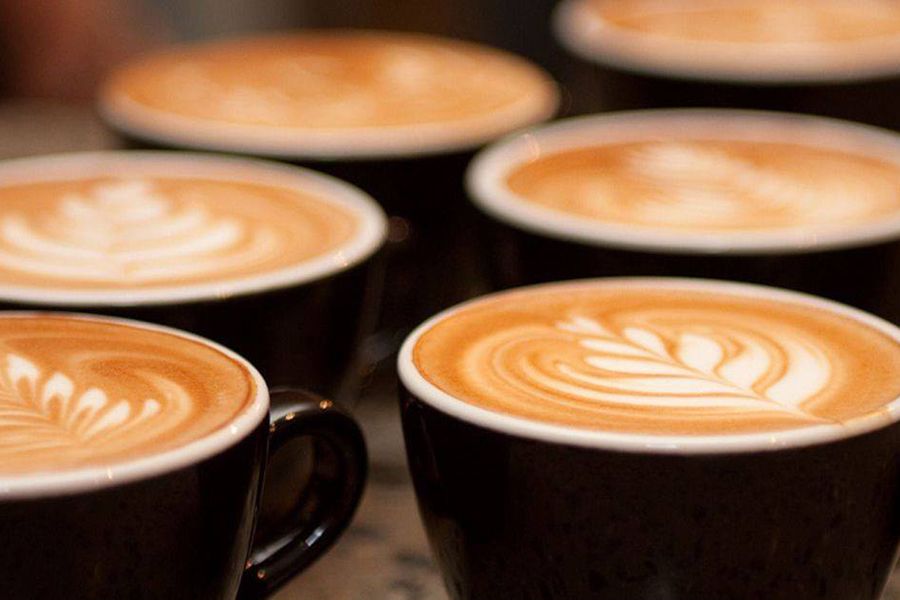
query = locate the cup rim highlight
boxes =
[0,312,268,499]
[467,109,900,255]
[398,277,900,454]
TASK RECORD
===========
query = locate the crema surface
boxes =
[101,32,557,138]
[505,138,900,234]
[413,283,900,435]
[0,316,254,474]
[0,167,360,292]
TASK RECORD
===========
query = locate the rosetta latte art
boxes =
[0,179,275,285]
[413,285,900,435]
[0,172,360,291]
[505,139,900,232]
[0,353,179,458]
[0,316,253,474]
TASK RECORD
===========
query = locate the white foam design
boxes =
[552,316,830,418]
[0,353,178,454]
[0,179,280,284]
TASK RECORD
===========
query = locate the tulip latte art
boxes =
[100,32,558,154]
[0,316,254,474]
[503,136,900,234]
[412,283,900,435]
[0,159,363,295]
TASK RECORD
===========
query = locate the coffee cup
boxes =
[467,109,900,322]
[399,277,900,599]
[553,0,900,129]
[97,30,559,355]
[0,312,366,599]
[0,151,386,399]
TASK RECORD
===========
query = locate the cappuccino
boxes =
[555,0,900,82]
[0,314,255,474]
[469,111,900,252]
[0,152,386,305]
[408,280,900,438]
[99,31,559,158]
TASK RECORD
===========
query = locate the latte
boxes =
[0,314,257,474]
[406,280,900,438]
[469,111,900,252]
[0,153,386,305]
[555,0,900,82]
[99,31,559,158]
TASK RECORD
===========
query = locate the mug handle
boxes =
[238,388,367,599]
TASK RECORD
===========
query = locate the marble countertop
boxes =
[2,100,898,600]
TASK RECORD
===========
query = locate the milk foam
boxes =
[556,0,900,81]
[0,153,385,303]
[0,315,254,474]
[99,32,559,157]
[470,111,900,252]
[411,282,900,436]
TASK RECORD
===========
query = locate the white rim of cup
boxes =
[399,277,900,455]
[0,312,269,499]
[467,109,900,255]
[553,0,900,84]
[0,151,388,306]
[97,32,561,161]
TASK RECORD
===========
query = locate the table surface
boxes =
[3,100,899,600]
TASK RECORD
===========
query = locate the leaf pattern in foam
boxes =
[0,353,164,454]
[554,316,830,418]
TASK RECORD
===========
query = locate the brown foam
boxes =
[0,171,360,290]
[589,0,900,44]
[101,32,557,131]
[413,283,900,436]
[0,315,254,474]
[505,139,900,233]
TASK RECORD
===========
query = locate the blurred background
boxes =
[0,0,565,101]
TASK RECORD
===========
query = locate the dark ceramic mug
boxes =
[552,0,900,129]
[0,315,367,600]
[397,280,900,600]
[466,109,900,323]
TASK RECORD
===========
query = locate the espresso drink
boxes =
[99,31,558,158]
[413,282,900,436]
[0,315,253,474]
[554,0,900,127]
[99,31,559,365]
[0,152,386,395]
[399,279,900,599]
[469,110,900,320]
[0,313,367,600]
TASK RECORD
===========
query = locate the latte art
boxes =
[505,139,900,232]
[411,282,900,435]
[100,32,558,156]
[0,154,384,302]
[0,316,254,474]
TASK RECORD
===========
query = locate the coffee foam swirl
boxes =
[556,0,900,81]
[411,282,900,437]
[470,111,900,252]
[99,32,559,158]
[0,153,384,304]
[0,315,254,474]
[506,139,900,232]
